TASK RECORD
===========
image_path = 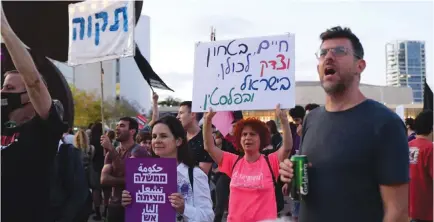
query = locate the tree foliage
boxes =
[158,96,182,107]
[71,86,140,127]
[105,97,142,119]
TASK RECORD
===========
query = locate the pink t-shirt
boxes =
[219,151,280,222]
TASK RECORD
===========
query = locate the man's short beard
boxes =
[322,81,347,94]
[321,72,355,95]
[116,134,130,142]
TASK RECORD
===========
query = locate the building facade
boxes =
[158,81,422,122]
[54,15,152,114]
[385,40,426,103]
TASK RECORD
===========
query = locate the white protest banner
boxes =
[68,0,135,66]
[192,34,295,112]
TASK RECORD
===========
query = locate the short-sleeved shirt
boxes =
[1,103,64,222]
[409,137,433,220]
[219,151,280,222]
[298,99,409,222]
[188,130,213,165]
[105,144,150,206]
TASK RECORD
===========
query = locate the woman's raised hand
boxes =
[203,108,217,124]
[275,104,288,121]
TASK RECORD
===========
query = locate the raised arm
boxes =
[1,10,52,119]
[203,110,223,164]
[276,104,293,162]
[147,92,159,126]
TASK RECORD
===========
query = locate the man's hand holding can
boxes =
[279,159,294,183]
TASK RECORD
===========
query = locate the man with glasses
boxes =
[279,26,409,222]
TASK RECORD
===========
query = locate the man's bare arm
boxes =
[100,164,124,186]
[380,183,408,222]
[1,13,52,119]
[199,162,212,175]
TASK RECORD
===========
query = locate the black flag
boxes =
[423,80,433,111]
[134,46,174,92]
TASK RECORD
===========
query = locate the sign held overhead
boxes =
[68,0,135,66]
[192,34,296,112]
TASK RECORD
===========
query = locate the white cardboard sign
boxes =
[192,34,295,112]
[68,0,135,66]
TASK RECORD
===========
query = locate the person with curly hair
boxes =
[136,130,152,152]
[203,104,293,222]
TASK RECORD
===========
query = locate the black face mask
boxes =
[1,91,29,129]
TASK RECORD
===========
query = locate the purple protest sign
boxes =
[125,158,177,222]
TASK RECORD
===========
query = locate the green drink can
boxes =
[290,155,309,200]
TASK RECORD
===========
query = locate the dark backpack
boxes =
[177,167,195,221]
[81,145,98,189]
[81,146,92,171]
[188,167,194,192]
[232,155,285,213]
[50,143,92,221]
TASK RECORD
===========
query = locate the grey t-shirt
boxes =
[299,99,409,222]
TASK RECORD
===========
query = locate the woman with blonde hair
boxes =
[74,130,97,184]
[74,129,100,218]
[74,129,94,161]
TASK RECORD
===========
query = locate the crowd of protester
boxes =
[1,8,432,222]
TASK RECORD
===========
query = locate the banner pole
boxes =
[100,61,105,130]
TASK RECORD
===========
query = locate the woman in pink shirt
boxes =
[203,104,293,222]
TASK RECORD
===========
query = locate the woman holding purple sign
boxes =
[121,115,215,221]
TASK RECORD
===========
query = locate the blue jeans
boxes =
[291,200,300,218]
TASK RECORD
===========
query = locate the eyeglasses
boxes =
[315,46,361,59]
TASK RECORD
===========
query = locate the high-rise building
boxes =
[385,40,426,103]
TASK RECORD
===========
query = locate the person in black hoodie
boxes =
[50,137,92,222]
